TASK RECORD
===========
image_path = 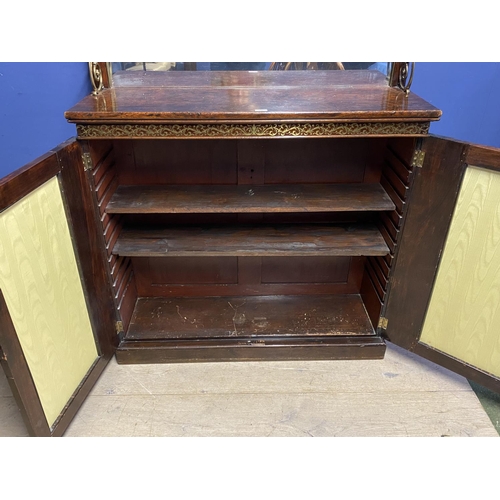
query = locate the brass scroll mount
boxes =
[397,62,415,96]
[89,62,104,96]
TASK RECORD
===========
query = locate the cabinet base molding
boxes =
[116,336,386,364]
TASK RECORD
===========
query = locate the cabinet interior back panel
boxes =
[420,166,500,378]
[114,138,384,186]
[0,177,98,427]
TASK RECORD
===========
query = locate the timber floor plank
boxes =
[63,391,497,437]
[64,344,497,437]
[1,343,498,437]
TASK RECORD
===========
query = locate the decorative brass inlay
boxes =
[77,122,429,139]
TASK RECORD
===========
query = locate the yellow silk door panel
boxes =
[0,176,98,428]
[420,166,500,378]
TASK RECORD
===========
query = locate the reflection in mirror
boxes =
[112,62,390,75]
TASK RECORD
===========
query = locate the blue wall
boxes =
[1,62,500,180]
[0,63,91,178]
[412,62,500,148]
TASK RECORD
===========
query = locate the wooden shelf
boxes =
[112,224,390,257]
[106,183,395,214]
[125,294,376,341]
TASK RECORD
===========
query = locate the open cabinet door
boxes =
[383,136,500,393]
[0,140,118,436]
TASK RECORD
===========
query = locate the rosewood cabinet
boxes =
[2,69,500,436]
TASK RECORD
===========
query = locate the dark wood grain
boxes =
[413,342,500,395]
[147,256,238,284]
[377,221,396,254]
[114,260,133,301]
[134,282,365,298]
[237,139,265,185]
[383,137,467,348]
[106,184,395,214]
[260,256,351,284]
[98,62,111,88]
[380,213,399,241]
[125,294,376,340]
[132,255,361,297]
[382,162,408,200]
[359,138,416,333]
[57,140,119,359]
[93,150,115,186]
[380,174,404,214]
[88,140,112,166]
[369,257,389,290]
[385,147,412,184]
[0,150,60,212]
[118,274,137,332]
[116,335,386,363]
[113,224,389,257]
[375,255,391,280]
[113,138,382,187]
[65,71,440,123]
[365,259,386,300]
[263,138,382,184]
[388,63,405,88]
[466,143,500,171]
[387,137,417,166]
[95,168,115,201]
[86,141,138,332]
[360,272,382,328]
[366,257,388,293]
[117,139,238,185]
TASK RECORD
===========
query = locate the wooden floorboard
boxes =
[62,391,496,437]
[64,344,497,437]
[1,344,498,437]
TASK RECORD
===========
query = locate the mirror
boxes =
[88,63,409,95]
[111,62,391,75]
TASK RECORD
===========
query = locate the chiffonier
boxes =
[2,65,500,436]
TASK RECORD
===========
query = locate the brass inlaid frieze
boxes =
[76,122,430,139]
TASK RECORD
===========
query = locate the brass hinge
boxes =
[82,152,93,171]
[115,321,124,334]
[378,316,389,331]
[411,150,425,168]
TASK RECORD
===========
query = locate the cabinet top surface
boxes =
[65,71,441,124]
